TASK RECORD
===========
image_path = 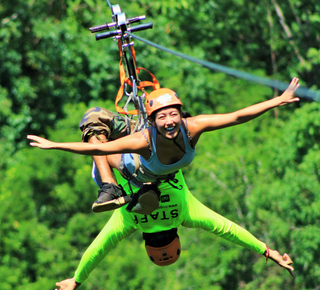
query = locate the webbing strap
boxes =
[115,40,160,115]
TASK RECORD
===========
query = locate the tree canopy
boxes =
[1,0,320,289]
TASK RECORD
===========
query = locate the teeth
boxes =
[166,127,175,131]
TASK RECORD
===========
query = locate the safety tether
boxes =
[89,3,158,132]
[115,39,160,116]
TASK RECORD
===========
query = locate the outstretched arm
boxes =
[189,77,300,140]
[27,130,148,156]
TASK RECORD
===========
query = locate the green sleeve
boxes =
[182,191,266,255]
[74,209,137,283]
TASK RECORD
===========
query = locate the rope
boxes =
[128,33,320,102]
[105,0,113,11]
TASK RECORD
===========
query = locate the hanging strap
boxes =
[115,40,160,115]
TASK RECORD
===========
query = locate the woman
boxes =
[28,77,300,213]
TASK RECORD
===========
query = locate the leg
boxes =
[79,107,132,212]
[88,134,130,212]
[183,191,267,254]
[88,134,118,184]
[80,107,159,214]
[182,188,294,275]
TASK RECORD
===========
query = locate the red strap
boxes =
[265,246,270,262]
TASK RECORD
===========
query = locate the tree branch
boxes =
[271,0,305,63]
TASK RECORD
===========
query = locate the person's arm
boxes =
[188,77,300,140]
[27,130,148,156]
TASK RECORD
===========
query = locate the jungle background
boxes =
[1,0,320,289]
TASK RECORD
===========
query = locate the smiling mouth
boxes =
[166,126,175,132]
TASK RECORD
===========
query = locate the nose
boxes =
[165,116,174,125]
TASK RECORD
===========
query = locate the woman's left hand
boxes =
[278,77,300,105]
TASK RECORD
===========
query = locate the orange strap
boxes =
[115,40,160,115]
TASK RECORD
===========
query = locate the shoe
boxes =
[126,184,160,215]
[92,183,132,213]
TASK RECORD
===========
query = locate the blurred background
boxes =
[1,0,320,289]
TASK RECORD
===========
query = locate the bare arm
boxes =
[27,130,148,156]
[188,77,300,140]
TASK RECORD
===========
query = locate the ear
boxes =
[148,116,155,126]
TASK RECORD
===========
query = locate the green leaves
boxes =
[1,0,320,289]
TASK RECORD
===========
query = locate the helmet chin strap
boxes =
[156,125,186,154]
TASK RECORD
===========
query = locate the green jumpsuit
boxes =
[74,170,266,283]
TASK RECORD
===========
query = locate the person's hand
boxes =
[55,277,81,290]
[267,249,294,277]
[27,135,56,149]
[278,77,300,105]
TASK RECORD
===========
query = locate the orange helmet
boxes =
[145,88,183,117]
[143,228,181,266]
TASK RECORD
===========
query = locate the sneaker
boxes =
[92,183,132,213]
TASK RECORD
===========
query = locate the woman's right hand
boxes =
[27,135,56,149]
[55,277,81,290]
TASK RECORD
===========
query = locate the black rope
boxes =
[158,173,183,190]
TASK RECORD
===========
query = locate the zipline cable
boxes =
[128,32,320,102]
[105,0,113,11]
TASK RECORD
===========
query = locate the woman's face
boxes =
[153,107,182,139]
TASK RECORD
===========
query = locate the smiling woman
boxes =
[153,106,182,139]
[28,77,300,213]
